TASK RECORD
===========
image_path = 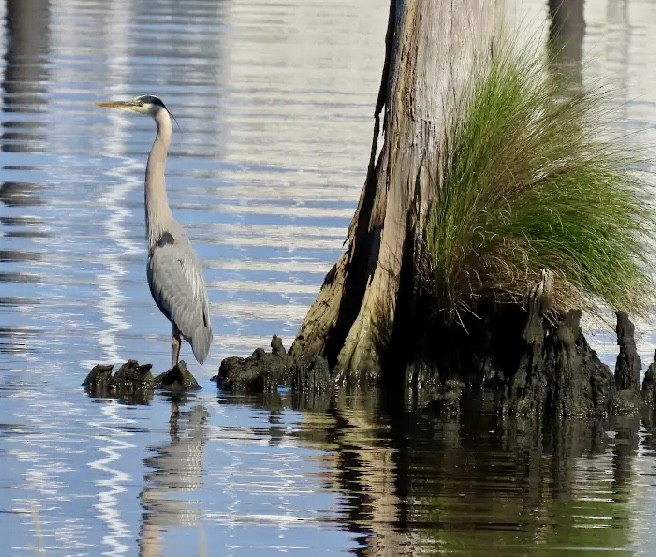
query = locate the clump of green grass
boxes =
[425,42,654,324]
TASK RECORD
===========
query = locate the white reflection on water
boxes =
[88,402,136,556]
[94,150,143,366]
[91,16,143,364]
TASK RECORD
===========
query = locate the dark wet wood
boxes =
[615,311,641,391]
[154,360,200,390]
[83,359,200,397]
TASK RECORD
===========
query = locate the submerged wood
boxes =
[502,270,611,416]
[609,311,643,413]
[83,359,200,398]
[214,335,290,391]
[154,361,201,390]
[217,283,651,417]
[214,335,333,393]
[84,360,155,395]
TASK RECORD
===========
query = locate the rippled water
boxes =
[2,0,656,555]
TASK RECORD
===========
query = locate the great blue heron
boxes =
[97,95,213,368]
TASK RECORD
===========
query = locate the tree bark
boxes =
[289,0,506,383]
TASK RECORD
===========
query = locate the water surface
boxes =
[2,0,656,555]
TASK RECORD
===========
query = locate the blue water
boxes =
[3,0,656,555]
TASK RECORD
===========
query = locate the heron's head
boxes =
[96,94,169,118]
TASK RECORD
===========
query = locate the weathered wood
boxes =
[215,335,290,391]
[290,0,507,382]
[641,350,656,404]
[609,313,643,414]
[507,271,553,415]
[614,311,641,391]
[221,0,645,421]
[287,259,348,369]
[505,268,618,417]
[288,1,395,374]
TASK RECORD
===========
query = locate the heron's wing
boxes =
[147,236,212,342]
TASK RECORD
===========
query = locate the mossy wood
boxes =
[289,0,505,382]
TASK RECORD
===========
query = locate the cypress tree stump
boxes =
[220,0,647,420]
[288,0,505,383]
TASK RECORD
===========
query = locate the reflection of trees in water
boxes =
[295,389,642,556]
[548,0,584,85]
[206,387,645,555]
[3,0,50,108]
[139,399,208,557]
[609,415,641,491]
[1,0,50,160]
[0,0,50,354]
[1,0,51,205]
[0,182,45,207]
[293,392,411,555]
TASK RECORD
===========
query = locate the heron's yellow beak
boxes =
[96,100,140,110]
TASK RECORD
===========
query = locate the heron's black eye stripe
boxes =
[137,95,167,109]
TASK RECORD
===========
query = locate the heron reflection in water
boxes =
[97,95,213,368]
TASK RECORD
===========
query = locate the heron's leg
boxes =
[172,324,181,369]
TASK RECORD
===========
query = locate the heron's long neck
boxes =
[145,109,174,250]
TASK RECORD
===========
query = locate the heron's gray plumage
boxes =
[97,94,213,366]
[148,225,212,363]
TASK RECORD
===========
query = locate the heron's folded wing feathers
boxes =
[147,241,211,341]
